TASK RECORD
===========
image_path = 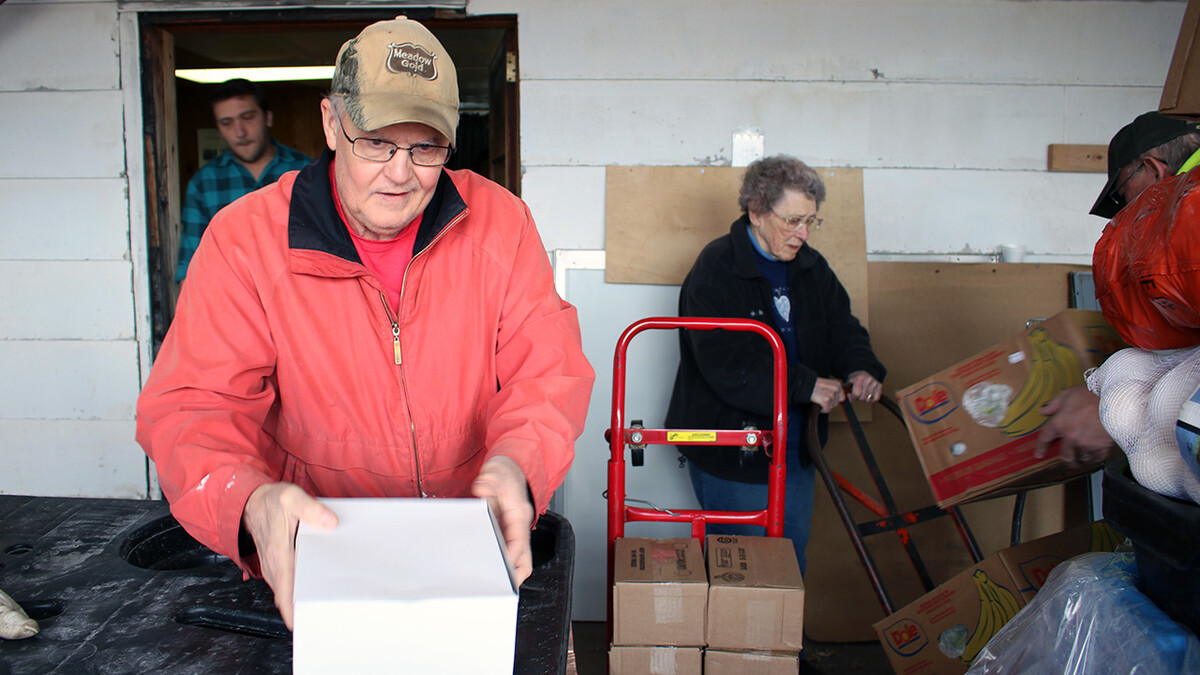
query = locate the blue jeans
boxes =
[687,458,816,576]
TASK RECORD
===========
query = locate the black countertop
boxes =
[0,495,573,674]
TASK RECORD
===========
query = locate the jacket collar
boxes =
[1178,145,1200,176]
[288,148,465,264]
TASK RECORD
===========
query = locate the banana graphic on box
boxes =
[959,570,1021,664]
[997,327,1084,438]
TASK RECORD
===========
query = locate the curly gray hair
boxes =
[738,155,826,214]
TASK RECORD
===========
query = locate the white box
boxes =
[293,498,518,674]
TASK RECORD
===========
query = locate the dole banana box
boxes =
[873,521,1123,675]
[896,309,1124,508]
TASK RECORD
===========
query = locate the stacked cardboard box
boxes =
[873,521,1124,675]
[610,538,707,673]
[895,309,1124,507]
[608,645,703,674]
[704,648,802,674]
[704,534,805,671]
[611,535,807,674]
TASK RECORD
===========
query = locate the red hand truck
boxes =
[604,316,987,635]
[605,316,790,635]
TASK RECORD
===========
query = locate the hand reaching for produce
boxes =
[241,482,338,631]
[1034,385,1115,468]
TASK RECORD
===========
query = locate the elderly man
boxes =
[176,78,311,282]
[1037,112,1200,465]
[136,17,595,629]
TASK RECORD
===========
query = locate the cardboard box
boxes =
[704,649,801,674]
[612,538,708,646]
[896,309,1124,507]
[705,535,805,651]
[608,646,703,675]
[1161,0,1200,119]
[873,521,1123,675]
[292,498,518,675]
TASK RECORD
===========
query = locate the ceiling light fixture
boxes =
[175,66,335,84]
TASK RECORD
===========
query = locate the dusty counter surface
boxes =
[0,495,573,674]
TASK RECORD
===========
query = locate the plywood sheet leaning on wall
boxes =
[603,167,867,330]
[605,165,871,423]
[803,262,1093,642]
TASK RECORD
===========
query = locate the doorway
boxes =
[138,9,519,353]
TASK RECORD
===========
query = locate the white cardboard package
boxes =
[292,498,519,674]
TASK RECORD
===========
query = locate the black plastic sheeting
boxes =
[0,495,573,674]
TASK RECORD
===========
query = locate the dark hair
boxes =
[211,78,270,115]
[738,155,826,214]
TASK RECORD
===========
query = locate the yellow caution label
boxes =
[667,431,717,443]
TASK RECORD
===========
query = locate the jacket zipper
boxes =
[380,207,468,499]
[376,289,424,496]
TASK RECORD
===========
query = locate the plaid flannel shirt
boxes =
[176,139,312,282]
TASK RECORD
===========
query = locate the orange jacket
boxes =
[136,155,594,573]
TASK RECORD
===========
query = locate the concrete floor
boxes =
[570,621,893,674]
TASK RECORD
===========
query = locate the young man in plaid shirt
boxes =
[176,79,312,282]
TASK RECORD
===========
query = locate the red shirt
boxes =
[329,161,419,315]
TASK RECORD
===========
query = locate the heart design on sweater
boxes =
[774,294,790,322]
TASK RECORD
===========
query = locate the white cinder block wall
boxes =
[0,0,148,497]
[502,0,1183,258]
[0,0,1185,497]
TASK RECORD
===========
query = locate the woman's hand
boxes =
[847,370,883,403]
[810,377,847,413]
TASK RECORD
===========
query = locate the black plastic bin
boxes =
[1103,459,1200,636]
[0,496,574,674]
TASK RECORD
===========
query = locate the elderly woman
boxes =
[665,154,886,574]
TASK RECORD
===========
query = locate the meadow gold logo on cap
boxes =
[331,16,459,144]
[387,42,438,80]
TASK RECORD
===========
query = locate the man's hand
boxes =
[472,456,535,586]
[1034,384,1117,468]
[846,370,883,403]
[241,482,338,630]
[810,377,847,413]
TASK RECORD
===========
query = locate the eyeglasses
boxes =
[1108,160,1146,207]
[337,118,453,167]
[771,209,823,231]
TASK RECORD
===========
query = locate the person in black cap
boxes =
[1090,111,1200,219]
[1036,112,1200,467]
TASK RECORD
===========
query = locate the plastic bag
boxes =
[1093,167,1200,351]
[966,552,1200,675]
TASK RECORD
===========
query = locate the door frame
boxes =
[127,7,520,360]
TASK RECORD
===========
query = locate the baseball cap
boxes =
[1090,111,1200,218]
[330,16,460,146]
